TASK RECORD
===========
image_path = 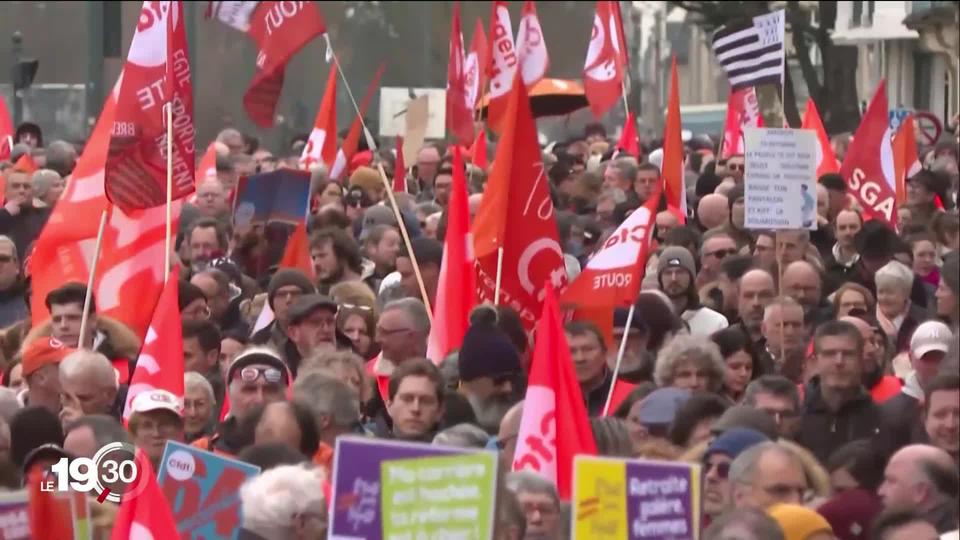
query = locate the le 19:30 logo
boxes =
[42,442,149,503]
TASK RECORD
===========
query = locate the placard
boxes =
[157,440,261,540]
[0,491,29,540]
[233,168,311,226]
[744,127,817,230]
[572,455,701,540]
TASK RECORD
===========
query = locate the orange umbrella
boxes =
[478,78,587,119]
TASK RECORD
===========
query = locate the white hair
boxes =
[654,334,725,391]
[874,260,914,294]
[505,470,560,509]
[240,464,326,539]
[0,387,20,424]
[59,350,118,389]
[382,297,431,334]
[184,372,215,404]
[762,296,803,323]
[0,236,17,261]
[292,371,359,428]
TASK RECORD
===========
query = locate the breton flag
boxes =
[712,10,785,90]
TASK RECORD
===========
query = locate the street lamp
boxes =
[11,30,39,127]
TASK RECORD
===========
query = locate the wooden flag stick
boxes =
[494,247,505,306]
[602,303,635,416]
[164,102,173,282]
[79,210,109,349]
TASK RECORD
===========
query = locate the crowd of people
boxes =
[0,113,958,540]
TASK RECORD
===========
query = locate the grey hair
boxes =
[654,334,726,391]
[704,507,785,540]
[699,230,736,256]
[377,283,408,311]
[415,201,442,217]
[240,464,326,539]
[432,423,490,448]
[729,442,802,486]
[292,371,359,428]
[743,375,800,411]
[59,350,118,390]
[505,471,560,509]
[0,387,20,424]
[762,296,803,323]
[874,260,914,294]
[31,169,61,199]
[609,158,638,183]
[382,297,431,334]
[184,372,215,404]
[600,187,627,205]
[0,236,16,261]
[65,414,131,448]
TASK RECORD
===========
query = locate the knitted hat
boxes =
[816,489,882,540]
[349,166,382,193]
[704,427,769,461]
[458,317,521,382]
[22,337,75,377]
[711,405,779,440]
[657,246,696,279]
[767,504,833,540]
[267,269,316,309]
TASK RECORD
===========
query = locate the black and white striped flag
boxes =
[712,10,785,90]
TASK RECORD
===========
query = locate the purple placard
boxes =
[625,460,700,540]
[328,437,463,540]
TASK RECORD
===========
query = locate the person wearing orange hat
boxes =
[19,337,75,415]
[767,504,835,540]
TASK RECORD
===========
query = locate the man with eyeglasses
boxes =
[193,348,291,456]
[127,389,186,470]
[797,320,885,463]
[504,471,562,540]
[759,297,808,382]
[697,231,738,290]
[729,442,809,509]
[251,269,316,351]
[283,294,340,377]
[458,311,523,432]
[702,428,769,523]
[743,376,802,440]
[368,298,431,409]
[0,235,27,328]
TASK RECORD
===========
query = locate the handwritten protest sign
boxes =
[157,440,261,540]
[0,491,29,540]
[329,436,498,540]
[744,127,818,231]
[573,455,701,540]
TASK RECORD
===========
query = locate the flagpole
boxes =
[79,210,109,349]
[494,247,504,306]
[164,102,173,282]
[602,303,635,416]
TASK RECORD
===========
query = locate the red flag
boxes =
[840,80,898,226]
[616,113,639,157]
[105,1,195,212]
[122,266,185,423]
[209,1,326,128]
[516,1,549,87]
[393,135,406,192]
[472,77,567,330]
[427,147,476,363]
[110,450,179,540]
[30,85,181,339]
[583,1,624,118]
[662,57,686,218]
[28,469,75,540]
[486,1,518,132]
[471,129,488,170]
[447,4,474,145]
[893,115,921,205]
[465,18,490,111]
[13,152,38,173]
[195,141,218,181]
[300,67,339,170]
[720,87,763,159]
[330,63,386,180]
[561,196,657,308]
[0,96,13,161]
[610,1,629,69]
[279,222,315,277]
[801,98,839,178]
[512,284,597,500]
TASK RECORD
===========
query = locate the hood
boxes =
[22,316,142,359]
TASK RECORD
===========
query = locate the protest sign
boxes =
[234,169,311,227]
[572,455,702,540]
[329,436,498,540]
[157,440,261,540]
[743,127,818,231]
[0,491,29,540]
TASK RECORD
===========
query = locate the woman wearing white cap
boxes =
[128,389,185,470]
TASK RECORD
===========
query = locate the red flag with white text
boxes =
[662,56,686,218]
[561,196,657,308]
[427,147,476,363]
[110,451,179,540]
[801,98,839,178]
[516,1,549,87]
[465,18,490,112]
[105,1,195,212]
[447,3,474,145]
[472,77,567,330]
[720,87,763,159]
[0,96,13,161]
[123,266,185,423]
[892,114,921,205]
[840,80,898,226]
[486,1,518,132]
[300,67,339,170]
[512,284,597,500]
[209,1,326,127]
[331,63,385,179]
[583,1,624,118]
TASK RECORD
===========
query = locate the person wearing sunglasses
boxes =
[458,309,523,434]
[697,230,739,290]
[726,154,745,182]
[657,246,729,338]
[730,441,810,510]
[702,427,769,524]
[193,347,291,456]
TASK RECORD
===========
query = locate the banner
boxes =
[157,441,261,540]
[744,127,817,230]
[234,169,311,226]
[329,437,498,540]
[0,491,29,540]
[572,456,702,540]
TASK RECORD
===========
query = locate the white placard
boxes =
[744,127,818,230]
[378,87,446,139]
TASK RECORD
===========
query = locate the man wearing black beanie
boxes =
[457,306,523,434]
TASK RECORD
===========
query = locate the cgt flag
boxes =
[583,1,624,118]
[465,18,489,113]
[515,0,549,87]
[561,195,657,308]
[486,1,518,132]
[720,87,763,159]
[447,3,474,145]
[105,1,195,212]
